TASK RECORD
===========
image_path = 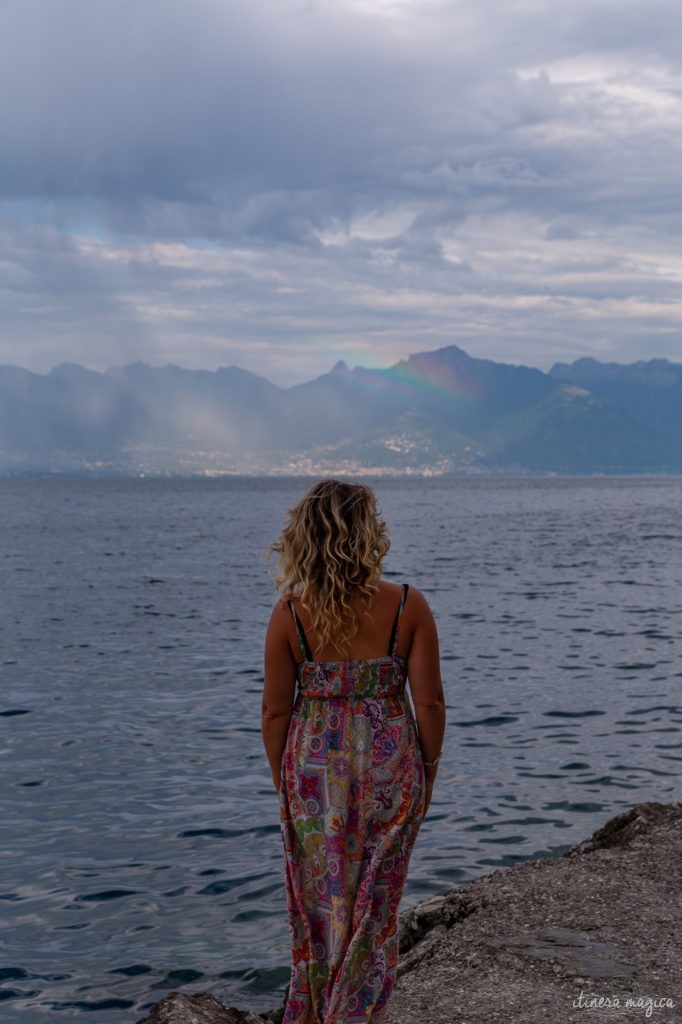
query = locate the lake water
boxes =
[2,476,681,1022]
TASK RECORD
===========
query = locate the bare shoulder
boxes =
[365,579,400,615]
[375,578,403,599]
[270,595,291,618]
[266,596,294,635]
[375,579,433,620]
[403,585,438,646]
[265,596,300,665]
[404,584,435,620]
[390,584,438,660]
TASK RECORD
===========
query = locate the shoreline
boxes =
[137,801,682,1024]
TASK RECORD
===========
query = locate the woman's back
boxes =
[288,579,410,663]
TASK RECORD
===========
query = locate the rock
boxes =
[390,800,682,1023]
[136,992,268,1024]
[563,799,682,856]
[137,802,682,1024]
[398,889,480,955]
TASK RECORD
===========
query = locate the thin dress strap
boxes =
[288,600,313,662]
[387,583,409,656]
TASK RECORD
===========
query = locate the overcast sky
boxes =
[1,0,681,385]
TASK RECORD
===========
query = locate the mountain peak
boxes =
[406,344,470,366]
[50,362,96,377]
[330,359,350,374]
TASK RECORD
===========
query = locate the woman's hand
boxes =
[422,765,437,817]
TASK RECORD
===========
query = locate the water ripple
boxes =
[1,475,681,1021]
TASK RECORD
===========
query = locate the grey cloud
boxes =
[2,0,682,376]
[0,0,437,203]
[2,0,677,239]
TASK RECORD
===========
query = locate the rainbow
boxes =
[388,356,478,405]
[337,348,479,412]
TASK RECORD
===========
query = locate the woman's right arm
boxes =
[262,600,297,791]
[406,587,446,816]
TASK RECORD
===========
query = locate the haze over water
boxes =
[2,475,681,1021]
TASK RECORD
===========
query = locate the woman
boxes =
[263,479,446,1023]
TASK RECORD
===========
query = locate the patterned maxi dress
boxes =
[279,584,425,1024]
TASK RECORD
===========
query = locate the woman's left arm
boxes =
[262,600,297,790]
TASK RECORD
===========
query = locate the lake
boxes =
[1,475,681,1021]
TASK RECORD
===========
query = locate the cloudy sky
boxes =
[2,0,681,385]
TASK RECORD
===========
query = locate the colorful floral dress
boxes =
[279,584,425,1023]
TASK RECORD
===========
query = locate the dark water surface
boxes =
[1,476,681,1021]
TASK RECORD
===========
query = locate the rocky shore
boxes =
[137,801,682,1024]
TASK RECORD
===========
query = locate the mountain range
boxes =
[1,345,680,475]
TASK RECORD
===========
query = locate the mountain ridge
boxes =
[1,346,680,475]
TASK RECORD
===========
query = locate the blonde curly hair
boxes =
[269,478,390,656]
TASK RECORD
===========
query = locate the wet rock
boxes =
[485,926,635,980]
